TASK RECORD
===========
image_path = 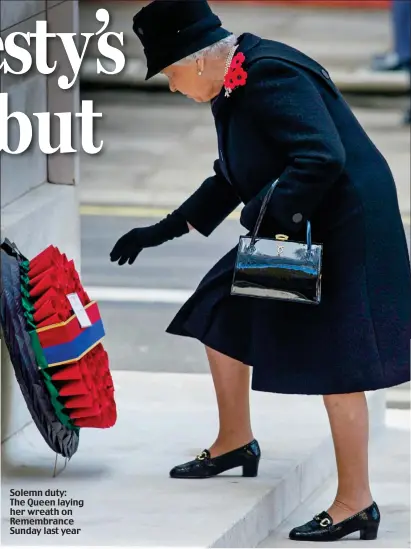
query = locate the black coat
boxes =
[166,33,411,395]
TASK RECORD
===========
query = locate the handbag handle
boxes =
[250,179,312,252]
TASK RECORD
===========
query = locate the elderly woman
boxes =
[110,0,411,542]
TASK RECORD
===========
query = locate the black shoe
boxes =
[289,502,380,542]
[169,439,261,479]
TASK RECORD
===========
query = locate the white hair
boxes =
[174,34,237,65]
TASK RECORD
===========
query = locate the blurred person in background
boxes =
[371,0,410,123]
[110,0,411,543]
[371,0,410,72]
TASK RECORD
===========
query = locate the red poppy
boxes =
[225,67,248,89]
[232,52,245,68]
[224,72,237,89]
[233,67,247,86]
[224,52,248,96]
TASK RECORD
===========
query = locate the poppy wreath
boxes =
[0,239,116,459]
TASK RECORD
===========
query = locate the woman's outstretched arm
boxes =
[177,159,241,236]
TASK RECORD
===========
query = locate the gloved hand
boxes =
[110,211,189,266]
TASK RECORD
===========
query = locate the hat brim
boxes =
[144,27,232,80]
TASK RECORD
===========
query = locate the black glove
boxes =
[110,211,189,266]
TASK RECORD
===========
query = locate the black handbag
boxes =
[231,180,323,305]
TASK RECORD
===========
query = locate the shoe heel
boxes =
[242,459,259,477]
[360,524,379,540]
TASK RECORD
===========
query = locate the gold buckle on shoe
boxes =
[314,514,332,528]
[196,451,208,461]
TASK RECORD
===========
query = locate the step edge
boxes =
[210,391,385,547]
[211,435,336,548]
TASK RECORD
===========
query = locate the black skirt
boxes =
[166,209,411,395]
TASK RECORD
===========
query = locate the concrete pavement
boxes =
[259,409,410,548]
[1,372,386,547]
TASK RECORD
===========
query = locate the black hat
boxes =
[132,0,232,80]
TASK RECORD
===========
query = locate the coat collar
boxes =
[210,33,261,118]
[237,32,262,56]
[210,31,339,117]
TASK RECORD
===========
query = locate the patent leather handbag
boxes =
[231,180,323,305]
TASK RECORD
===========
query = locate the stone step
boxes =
[80,58,410,95]
[258,408,410,547]
[1,371,385,547]
[387,382,410,410]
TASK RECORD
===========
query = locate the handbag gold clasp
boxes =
[275,234,289,241]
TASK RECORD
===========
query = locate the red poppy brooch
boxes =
[224,52,248,98]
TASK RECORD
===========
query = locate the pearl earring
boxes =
[198,70,202,76]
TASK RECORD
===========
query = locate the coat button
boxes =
[321,68,330,79]
[292,213,303,223]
